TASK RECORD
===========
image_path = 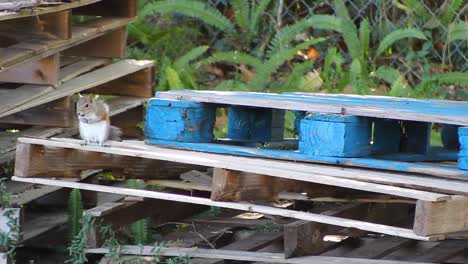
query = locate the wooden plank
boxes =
[0,60,153,118]
[411,240,468,262]
[14,137,456,202]
[87,66,154,97]
[147,180,212,192]
[19,211,67,243]
[0,17,134,72]
[0,58,109,117]
[413,197,468,236]
[11,177,441,241]
[0,96,75,127]
[73,0,137,18]
[0,0,101,21]
[85,246,433,264]
[0,53,59,85]
[13,142,195,179]
[64,28,128,58]
[343,237,412,258]
[211,168,350,202]
[157,90,468,126]
[147,140,468,180]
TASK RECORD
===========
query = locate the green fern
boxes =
[144,0,234,32]
[126,180,148,245]
[359,19,370,71]
[251,38,326,90]
[375,66,403,85]
[174,46,209,70]
[281,61,315,91]
[389,76,411,97]
[249,0,272,36]
[439,0,464,27]
[199,51,263,69]
[322,47,345,92]
[214,80,250,91]
[166,66,185,89]
[231,0,250,34]
[349,59,368,94]
[68,189,83,241]
[448,21,468,42]
[375,29,427,57]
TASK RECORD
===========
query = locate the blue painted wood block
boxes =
[145,98,215,143]
[227,106,284,142]
[372,119,401,154]
[294,111,306,136]
[459,127,468,170]
[441,124,460,150]
[298,114,371,157]
[401,121,430,154]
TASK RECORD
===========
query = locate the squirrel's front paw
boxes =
[80,141,88,146]
[99,142,111,147]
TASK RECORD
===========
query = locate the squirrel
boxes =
[76,94,122,146]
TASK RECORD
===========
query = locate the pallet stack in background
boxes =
[0,1,154,262]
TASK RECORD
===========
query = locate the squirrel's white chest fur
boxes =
[79,119,110,145]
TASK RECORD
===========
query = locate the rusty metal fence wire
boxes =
[207,0,467,84]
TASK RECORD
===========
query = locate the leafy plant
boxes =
[68,214,95,264]
[127,179,149,245]
[68,189,84,241]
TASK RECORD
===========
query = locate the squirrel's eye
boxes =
[85,104,89,107]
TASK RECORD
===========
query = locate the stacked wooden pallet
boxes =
[10,90,468,262]
[0,1,154,261]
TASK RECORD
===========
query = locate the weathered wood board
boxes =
[156,90,468,126]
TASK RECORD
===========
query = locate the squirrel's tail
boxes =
[109,126,123,141]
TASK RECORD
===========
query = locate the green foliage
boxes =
[448,21,468,42]
[439,0,464,27]
[68,214,95,264]
[415,72,468,97]
[0,178,11,207]
[127,179,149,245]
[321,47,346,92]
[68,189,83,241]
[143,0,233,32]
[158,46,209,90]
[376,29,427,57]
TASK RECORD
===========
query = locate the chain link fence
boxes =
[207,0,467,84]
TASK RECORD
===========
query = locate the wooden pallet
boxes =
[82,203,468,264]
[146,90,468,177]
[11,138,468,240]
[0,15,134,85]
[0,59,154,128]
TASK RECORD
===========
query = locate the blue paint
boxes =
[145,98,215,143]
[299,114,371,157]
[372,119,401,154]
[146,139,468,178]
[401,121,430,154]
[227,106,284,142]
[441,124,460,150]
[156,90,468,125]
[293,111,306,136]
[375,147,457,162]
[459,127,468,170]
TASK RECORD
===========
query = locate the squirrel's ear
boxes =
[78,93,83,98]
[87,94,94,102]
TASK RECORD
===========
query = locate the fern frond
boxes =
[415,72,468,96]
[283,61,315,91]
[251,38,327,91]
[439,0,464,26]
[322,47,345,91]
[349,59,368,94]
[300,70,323,91]
[249,0,272,35]
[359,19,370,70]
[376,28,427,57]
[214,80,250,91]
[389,76,411,97]
[448,21,468,42]
[144,0,234,32]
[333,0,360,60]
[199,51,263,69]
[231,0,250,34]
[375,66,402,85]
[174,46,209,70]
[267,15,339,58]
[157,56,171,91]
[166,66,185,89]
[68,189,83,241]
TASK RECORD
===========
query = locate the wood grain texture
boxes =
[64,28,128,58]
[156,90,468,126]
[14,137,459,201]
[0,0,101,21]
[73,0,137,18]
[0,53,59,85]
[11,177,441,241]
[414,197,468,236]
